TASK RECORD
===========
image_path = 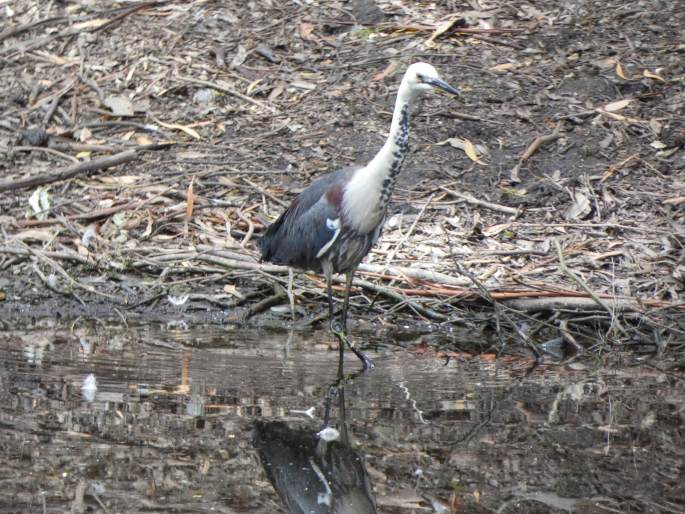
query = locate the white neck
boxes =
[342,80,416,233]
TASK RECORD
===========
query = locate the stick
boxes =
[178,76,277,113]
[351,278,448,321]
[384,194,433,267]
[501,296,643,313]
[554,239,626,334]
[440,187,519,215]
[520,121,563,161]
[0,149,137,192]
[0,16,69,43]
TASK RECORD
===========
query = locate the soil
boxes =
[1,0,685,347]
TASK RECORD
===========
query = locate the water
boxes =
[0,320,683,513]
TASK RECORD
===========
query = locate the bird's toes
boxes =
[330,320,345,336]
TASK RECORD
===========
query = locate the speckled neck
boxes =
[341,75,421,234]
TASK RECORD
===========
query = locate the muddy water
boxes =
[0,320,683,514]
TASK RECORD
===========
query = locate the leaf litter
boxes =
[0,0,683,362]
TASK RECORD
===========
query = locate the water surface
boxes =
[0,320,683,513]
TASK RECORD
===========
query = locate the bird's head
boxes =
[402,62,460,98]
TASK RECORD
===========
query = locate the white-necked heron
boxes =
[260,62,460,370]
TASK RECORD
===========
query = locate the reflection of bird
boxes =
[254,347,376,514]
[253,420,377,514]
[260,63,460,369]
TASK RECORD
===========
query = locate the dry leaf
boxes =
[373,61,399,82]
[663,196,685,205]
[223,284,245,299]
[490,62,515,73]
[74,127,92,142]
[268,84,284,102]
[299,22,318,42]
[463,138,482,163]
[186,177,195,220]
[156,120,201,139]
[142,213,153,238]
[136,134,153,145]
[72,19,108,31]
[615,62,631,80]
[482,223,512,237]
[643,69,665,82]
[246,79,262,95]
[28,188,50,221]
[99,176,140,185]
[104,95,134,116]
[426,17,459,46]
[602,98,632,112]
[564,191,591,220]
[290,80,317,91]
[441,137,485,164]
[230,44,248,68]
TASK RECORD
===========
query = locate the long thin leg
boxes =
[340,270,354,332]
[324,263,374,371]
[323,261,336,328]
[340,269,375,370]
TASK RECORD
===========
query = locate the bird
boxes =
[260,62,460,370]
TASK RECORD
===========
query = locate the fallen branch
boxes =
[0,149,136,193]
[501,296,644,313]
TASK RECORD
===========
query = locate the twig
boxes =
[351,278,448,321]
[384,193,433,267]
[29,246,120,302]
[0,149,137,192]
[235,210,255,247]
[357,263,470,287]
[43,80,77,125]
[554,239,626,335]
[0,15,69,43]
[520,121,563,161]
[245,285,287,319]
[440,187,519,215]
[501,295,644,313]
[92,1,168,33]
[178,75,277,114]
[509,121,563,183]
[77,73,105,105]
[32,262,85,305]
[7,146,79,163]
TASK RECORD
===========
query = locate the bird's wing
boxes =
[261,167,359,270]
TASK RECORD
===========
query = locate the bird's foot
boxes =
[329,320,374,371]
[330,319,346,338]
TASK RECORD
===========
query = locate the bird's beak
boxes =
[423,76,460,96]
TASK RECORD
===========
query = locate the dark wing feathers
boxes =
[260,167,359,271]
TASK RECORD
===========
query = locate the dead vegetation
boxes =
[1,0,684,356]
